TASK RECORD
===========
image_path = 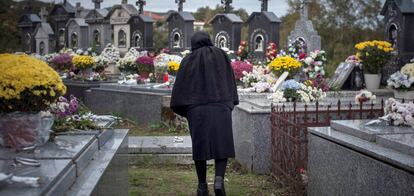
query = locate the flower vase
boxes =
[394,90,414,101]
[0,112,54,149]
[364,74,381,90]
[81,68,93,77]
[139,71,150,79]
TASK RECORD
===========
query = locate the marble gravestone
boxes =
[49,0,76,51]
[66,3,90,50]
[18,13,41,53]
[380,0,414,84]
[247,0,281,59]
[34,7,55,55]
[209,0,243,51]
[287,0,321,53]
[84,0,113,53]
[167,0,195,52]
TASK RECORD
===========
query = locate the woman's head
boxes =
[191,31,213,51]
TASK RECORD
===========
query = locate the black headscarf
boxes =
[170,31,239,117]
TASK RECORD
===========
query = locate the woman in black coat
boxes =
[170,31,239,196]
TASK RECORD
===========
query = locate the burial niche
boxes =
[173,32,181,48]
[132,31,143,48]
[59,29,66,48]
[25,33,32,53]
[93,29,101,46]
[388,23,398,52]
[254,34,264,52]
[118,29,127,48]
[71,33,78,48]
[39,41,45,55]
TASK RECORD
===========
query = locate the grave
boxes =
[34,7,55,55]
[209,0,243,51]
[380,0,414,83]
[0,129,129,196]
[167,0,195,52]
[287,0,321,53]
[308,120,414,195]
[49,0,76,51]
[18,13,41,54]
[247,0,281,59]
[66,3,90,50]
[232,90,393,174]
[84,0,113,53]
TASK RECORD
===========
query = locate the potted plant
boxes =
[231,61,253,81]
[136,56,154,79]
[51,53,73,74]
[0,54,66,148]
[268,55,302,78]
[387,63,414,100]
[355,40,393,90]
[72,55,96,77]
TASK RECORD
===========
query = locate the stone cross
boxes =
[92,0,103,9]
[221,0,232,13]
[260,0,268,12]
[122,0,128,4]
[75,2,82,18]
[136,0,146,14]
[175,0,185,12]
[300,0,310,20]
[40,7,48,23]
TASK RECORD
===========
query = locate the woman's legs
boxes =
[214,158,228,196]
[194,160,207,183]
[214,158,228,177]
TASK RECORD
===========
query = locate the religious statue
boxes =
[173,33,181,48]
[218,36,227,48]
[390,26,398,52]
[59,30,65,47]
[25,34,31,52]
[255,35,264,52]
[134,34,141,48]
[39,42,45,55]
[93,30,101,46]
[71,33,78,48]
[118,30,126,48]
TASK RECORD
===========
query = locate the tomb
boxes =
[34,8,55,55]
[66,3,90,50]
[209,0,243,51]
[247,0,281,59]
[84,0,113,53]
[49,0,76,51]
[167,0,195,52]
[18,13,41,53]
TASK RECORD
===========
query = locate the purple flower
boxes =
[136,56,154,66]
[52,53,73,71]
[231,61,253,80]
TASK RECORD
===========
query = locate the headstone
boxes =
[66,3,90,50]
[287,0,321,53]
[109,0,154,54]
[49,0,76,51]
[247,0,281,59]
[380,0,414,83]
[34,7,55,55]
[328,62,355,89]
[167,0,195,52]
[209,0,243,51]
[85,0,113,53]
[17,13,41,53]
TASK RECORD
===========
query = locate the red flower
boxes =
[299,53,307,60]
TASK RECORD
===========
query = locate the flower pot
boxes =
[0,112,53,149]
[394,90,414,100]
[139,71,150,79]
[364,74,381,90]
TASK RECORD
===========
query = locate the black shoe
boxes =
[214,176,226,196]
[197,183,209,196]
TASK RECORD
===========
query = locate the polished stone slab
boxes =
[128,136,192,154]
[377,134,414,157]
[130,84,172,94]
[0,159,74,196]
[331,120,414,142]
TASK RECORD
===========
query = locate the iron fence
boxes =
[270,100,385,189]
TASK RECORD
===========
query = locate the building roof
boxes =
[50,1,75,15]
[209,13,243,24]
[66,18,89,27]
[108,3,140,18]
[18,14,41,23]
[96,9,110,18]
[381,0,414,15]
[247,11,281,23]
[143,11,165,21]
[35,22,54,36]
[139,14,154,22]
[166,11,195,22]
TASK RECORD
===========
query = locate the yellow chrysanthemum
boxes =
[268,56,301,76]
[0,53,66,112]
[168,61,180,72]
[73,55,95,70]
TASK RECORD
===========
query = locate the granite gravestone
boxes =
[380,0,414,84]
[18,13,41,53]
[66,3,90,50]
[209,0,243,51]
[131,0,154,50]
[247,0,281,59]
[84,0,113,53]
[287,0,321,53]
[34,7,55,55]
[167,0,195,52]
[49,0,76,51]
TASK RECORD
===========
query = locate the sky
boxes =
[42,0,289,16]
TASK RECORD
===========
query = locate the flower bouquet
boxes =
[168,61,180,76]
[388,63,414,100]
[268,56,302,78]
[94,44,120,73]
[0,54,66,148]
[379,98,414,128]
[73,55,95,72]
[302,50,327,79]
[355,90,376,104]
[266,42,278,62]
[268,80,326,103]
[237,41,249,61]
[231,61,253,80]
[51,53,73,73]
[136,56,154,78]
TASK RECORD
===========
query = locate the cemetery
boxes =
[1,0,414,195]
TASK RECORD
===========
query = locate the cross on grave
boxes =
[40,7,48,22]
[300,0,309,20]
[260,0,268,12]
[92,0,103,9]
[136,0,146,14]
[175,0,185,12]
[221,0,232,13]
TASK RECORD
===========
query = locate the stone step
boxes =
[128,136,192,154]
